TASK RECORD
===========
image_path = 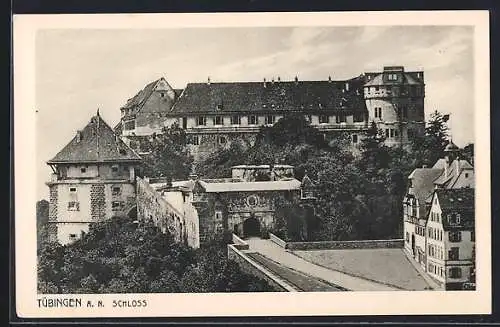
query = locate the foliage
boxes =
[37,217,274,294]
[196,114,454,242]
[36,199,49,250]
[412,110,450,167]
[140,123,194,180]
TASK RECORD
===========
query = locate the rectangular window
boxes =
[353,112,365,122]
[449,231,462,242]
[231,115,241,125]
[319,115,329,124]
[80,166,87,173]
[191,135,200,145]
[69,187,77,193]
[394,129,399,137]
[68,201,79,211]
[449,213,461,225]
[111,165,119,173]
[196,116,206,126]
[265,115,275,125]
[215,211,223,220]
[218,136,227,144]
[336,114,346,123]
[69,233,77,239]
[248,115,257,125]
[449,247,459,260]
[214,116,223,126]
[407,129,414,139]
[112,186,122,196]
[352,134,358,144]
[111,201,123,211]
[449,267,462,278]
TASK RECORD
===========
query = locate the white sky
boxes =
[35,26,474,200]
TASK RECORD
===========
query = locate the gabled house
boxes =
[46,111,142,244]
[425,188,475,290]
[403,140,475,289]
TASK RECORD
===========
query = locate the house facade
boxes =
[403,141,475,289]
[426,189,475,290]
[46,112,142,245]
[116,66,425,161]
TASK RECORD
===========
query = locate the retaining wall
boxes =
[269,233,404,250]
[227,244,296,292]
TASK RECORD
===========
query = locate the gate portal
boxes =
[243,216,261,238]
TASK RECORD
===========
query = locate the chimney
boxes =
[263,78,267,88]
[345,82,350,91]
[76,130,82,143]
[294,76,299,85]
[207,76,211,85]
[277,76,281,82]
[328,76,332,83]
[271,77,275,84]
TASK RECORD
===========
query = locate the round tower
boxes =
[363,66,425,147]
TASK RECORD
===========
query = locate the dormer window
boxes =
[448,213,461,225]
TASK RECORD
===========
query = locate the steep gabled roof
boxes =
[434,188,475,230]
[170,77,367,114]
[48,114,142,164]
[121,77,179,117]
[407,168,443,218]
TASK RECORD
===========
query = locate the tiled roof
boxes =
[122,79,159,111]
[364,72,423,86]
[198,179,301,193]
[170,77,367,114]
[48,114,142,164]
[434,188,475,230]
[433,159,473,188]
[121,78,181,118]
[407,168,443,218]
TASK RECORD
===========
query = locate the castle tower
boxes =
[46,111,142,245]
[363,66,425,147]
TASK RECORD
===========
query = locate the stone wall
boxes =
[48,186,58,222]
[269,233,404,250]
[90,184,106,221]
[227,244,296,292]
[136,177,200,248]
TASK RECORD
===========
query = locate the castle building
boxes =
[136,165,315,248]
[115,66,425,161]
[403,142,475,289]
[46,112,142,244]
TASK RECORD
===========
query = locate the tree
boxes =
[141,123,194,180]
[36,199,49,250]
[37,217,274,293]
[412,110,450,167]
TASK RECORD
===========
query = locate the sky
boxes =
[35,26,474,200]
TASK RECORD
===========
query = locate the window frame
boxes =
[248,115,257,125]
[319,115,329,124]
[196,116,207,126]
[67,201,80,211]
[230,115,241,125]
[214,115,223,126]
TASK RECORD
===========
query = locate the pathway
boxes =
[244,237,399,291]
